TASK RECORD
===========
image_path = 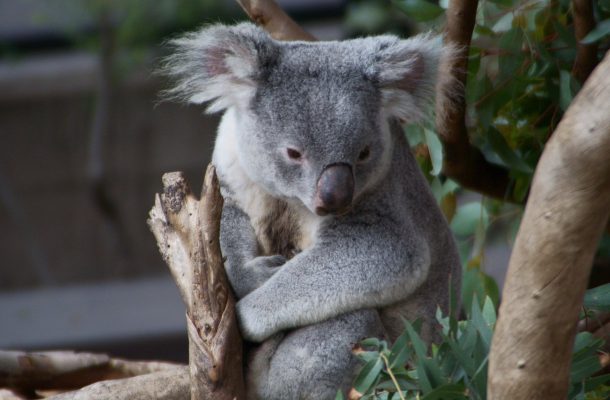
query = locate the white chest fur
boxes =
[212,108,321,256]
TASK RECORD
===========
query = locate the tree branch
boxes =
[0,350,185,396]
[236,0,315,41]
[148,165,245,400]
[572,0,598,84]
[436,0,513,199]
[48,367,190,400]
[488,50,610,399]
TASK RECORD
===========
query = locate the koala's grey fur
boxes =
[163,23,461,400]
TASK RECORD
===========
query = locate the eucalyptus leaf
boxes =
[487,0,515,7]
[450,202,489,237]
[492,12,514,32]
[390,330,411,368]
[354,358,383,394]
[581,19,610,44]
[392,0,444,22]
[424,129,443,176]
[559,70,573,111]
[486,127,533,174]
[583,283,610,310]
[583,374,610,392]
[420,383,468,399]
[570,356,602,383]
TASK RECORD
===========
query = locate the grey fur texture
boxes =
[163,23,461,399]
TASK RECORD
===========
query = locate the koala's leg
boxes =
[247,309,385,400]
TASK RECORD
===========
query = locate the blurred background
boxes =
[6,0,608,364]
[0,0,377,363]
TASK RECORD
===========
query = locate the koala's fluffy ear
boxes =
[161,23,277,113]
[372,34,451,123]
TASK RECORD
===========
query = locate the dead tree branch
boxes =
[0,350,184,398]
[236,0,315,41]
[488,51,610,399]
[48,366,189,400]
[436,0,512,199]
[148,165,245,400]
[572,0,598,84]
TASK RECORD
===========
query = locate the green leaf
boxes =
[335,390,346,400]
[559,70,573,111]
[573,332,599,356]
[424,129,443,176]
[405,124,424,147]
[487,0,515,7]
[583,284,610,310]
[420,383,468,399]
[354,358,383,394]
[392,0,444,22]
[405,322,446,393]
[357,350,381,363]
[345,2,390,33]
[492,12,514,33]
[482,296,497,327]
[570,355,602,382]
[390,330,412,368]
[462,269,500,313]
[470,296,493,348]
[486,127,533,174]
[450,202,489,236]
[583,374,610,392]
[361,338,381,348]
[581,19,610,44]
[431,177,443,203]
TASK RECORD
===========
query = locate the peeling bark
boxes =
[488,51,610,399]
[148,165,245,400]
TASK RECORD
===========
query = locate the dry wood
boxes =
[148,165,245,400]
[488,51,610,399]
[47,366,189,400]
[0,350,182,394]
[236,0,315,41]
[572,0,598,84]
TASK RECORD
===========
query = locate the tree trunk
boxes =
[488,50,610,399]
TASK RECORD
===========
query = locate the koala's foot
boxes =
[247,309,385,400]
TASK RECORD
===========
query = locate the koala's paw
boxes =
[236,296,277,342]
[228,255,286,299]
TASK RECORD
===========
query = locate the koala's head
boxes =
[163,23,445,216]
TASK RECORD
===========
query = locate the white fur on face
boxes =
[213,108,322,253]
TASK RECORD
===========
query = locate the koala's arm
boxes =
[236,214,430,342]
[220,200,285,299]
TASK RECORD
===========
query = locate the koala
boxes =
[163,23,461,400]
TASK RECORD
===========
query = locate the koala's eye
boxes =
[358,146,371,162]
[286,148,302,161]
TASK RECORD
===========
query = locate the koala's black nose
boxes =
[315,163,354,216]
